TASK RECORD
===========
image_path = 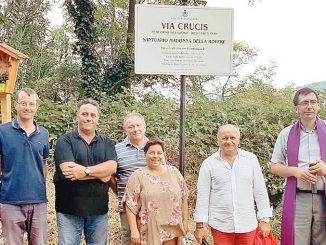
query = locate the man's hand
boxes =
[258,221,271,237]
[108,176,117,195]
[130,228,140,245]
[294,167,317,184]
[309,160,326,176]
[60,162,74,171]
[194,228,208,244]
[61,162,86,181]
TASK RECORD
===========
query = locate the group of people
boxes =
[0,87,324,245]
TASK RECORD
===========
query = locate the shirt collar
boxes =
[123,137,131,146]
[299,122,316,133]
[123,137,148,149]
[11,119,40,133]
[215,148,244,160]
[72,129,99,142]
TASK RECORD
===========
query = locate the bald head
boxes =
[217,124,240,157]
[217,124,240,138]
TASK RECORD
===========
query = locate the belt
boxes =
[296,188,325,195]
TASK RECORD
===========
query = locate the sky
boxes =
[48,0,326,88]
[206,0,326,88]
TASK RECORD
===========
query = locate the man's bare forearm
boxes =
[271,163,297,178]
[271,162,317,184]
[87,160,117,178]
[60,160,117,181]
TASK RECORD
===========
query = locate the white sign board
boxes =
[135,5,234,76]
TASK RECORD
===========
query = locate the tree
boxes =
[31,25,82,101]
[66,0,101,98]
[96,0,134,95]
[0,0,55,88]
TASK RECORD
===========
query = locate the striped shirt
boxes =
[115,137,147,212]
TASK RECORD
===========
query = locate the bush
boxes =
[34,83,326,241]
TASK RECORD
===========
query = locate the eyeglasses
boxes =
[16,101,37,108]
[297,100,318,107]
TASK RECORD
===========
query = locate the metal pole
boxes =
[178,0,188,176]
[179,75,186,176]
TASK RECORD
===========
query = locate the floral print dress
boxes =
[124,165,188,245]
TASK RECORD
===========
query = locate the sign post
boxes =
[178,0,188,177]
[135,4,234,175]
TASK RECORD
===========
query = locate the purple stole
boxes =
[282,118,326,245]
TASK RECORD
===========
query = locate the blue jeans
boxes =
[56,212,108,245]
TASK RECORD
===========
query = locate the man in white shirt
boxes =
[194,124,272,245]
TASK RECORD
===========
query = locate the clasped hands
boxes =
[295,160,326,184]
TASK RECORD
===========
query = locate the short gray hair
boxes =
[15,87,39,102]
[123,112,146,129]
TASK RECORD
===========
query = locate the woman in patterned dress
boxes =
[124,139,189,245]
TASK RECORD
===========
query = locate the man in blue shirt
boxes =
[0,87,49,245]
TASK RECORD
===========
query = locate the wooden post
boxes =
[5,57,20,93]
[0,93,11,123]
[0,43,28,124]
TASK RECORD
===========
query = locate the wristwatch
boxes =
[84,167,91,176]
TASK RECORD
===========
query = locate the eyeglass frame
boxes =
[296,99,319,107]
[16,101,38,108]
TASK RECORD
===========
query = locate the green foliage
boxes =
[34,82,316,241]
[0,0,52,87]
[2,1,312,238]
[28,25,82,101]
[0,0,50,47]
[102,53,133,95]
[217,83,295,205]
[0,0,83,100]
[66,0,101,98]
[182,82,296,209]
[36,99,76,139]
[36,83,303,208]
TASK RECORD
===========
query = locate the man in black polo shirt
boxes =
[53,99,117,245]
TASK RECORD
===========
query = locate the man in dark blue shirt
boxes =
[54,99,117,245]
[0,87,49,245]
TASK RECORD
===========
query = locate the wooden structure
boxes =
[0,43,29,123]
